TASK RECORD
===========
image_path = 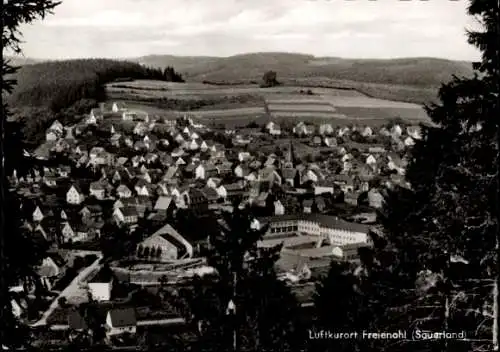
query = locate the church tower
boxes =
[283,140,295,169]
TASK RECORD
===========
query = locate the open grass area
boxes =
[106,79,431,126]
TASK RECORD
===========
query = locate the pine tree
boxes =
[180,207,306,351]
[1,1,61,349]
[367,0,498,350]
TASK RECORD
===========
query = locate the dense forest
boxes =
[8,59,184,110]
[6,59,184,146]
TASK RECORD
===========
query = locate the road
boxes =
[49,317,186,331]
[31,254,103,327]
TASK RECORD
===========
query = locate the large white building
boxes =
[255,214,372,246]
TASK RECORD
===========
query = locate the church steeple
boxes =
[284,140,295,169]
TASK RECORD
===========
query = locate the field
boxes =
[105,79,431,127]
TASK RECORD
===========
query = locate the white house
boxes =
[49,120,64,133]
[404,136,415,147]
[391,124,403,137]
[274,200,285,215]
[117,185,132,198]
[32,206,44,222]
[361,126,373,137]
[66,185,84,205]
[106,308,137,336]
[366,155,377,166]
[319,124,334,136]
[266,121,281,136]
[88,269,114,302]
[238,152,251,162]
[112,102,127,113]
[46,129,61,141]
[188,139,199,150]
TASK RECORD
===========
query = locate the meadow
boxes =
[105,79,431,127]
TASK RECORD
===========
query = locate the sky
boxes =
[13,0,482,60]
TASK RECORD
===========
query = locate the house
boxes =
[337,127,350,137]
[68,310,88,334]
[60,222,76,242]
[391,124,403,137]
[46,129,61,142]
[407,126,422,140]
[303,199,313,213]
[49,120,64,133]
[88,267,114,302]
[311,136,322,146]
[137,223,193,261]
[216,162,233,177]
[112,102,127,113]
[117,184,132,198]
[365,155,377,167]
[90,181,107,200]
[106,308,137,336]
[404,136,415,147]
[361,126,373,137]
[332,175,354,193]
[367,188,384,209]
[314,181,335,195]
[37,256,63,290]
[86,114,97,125]
[110,134,122,147]
[134,179,150,196]
[206,177,222,189]
[319,124,334,136]
[153,196,175,214]
[274,200,285,215]
[181,188,209,213]
[217,183,246,203]
[324,137,337,147]
[113,207,139,225]
[238,152,251,163]
[32,206,44,222]
[188,139,199,151]
[202,187,220,204]
[195,163,217,180]
[265,121,281,136]
[66,185,85,205]
[293,122,314,136]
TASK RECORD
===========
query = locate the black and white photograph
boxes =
[1,0,499,351]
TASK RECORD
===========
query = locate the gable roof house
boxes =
[265,121,281,136]
[195,163,218,180]
[153,196,176,214]
[113,207,139,225]
[66,185,85,205]
[319,123,334,136]
[88,266,114,302]
[106,308,137,337]
[32,206,45,222]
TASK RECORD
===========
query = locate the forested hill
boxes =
[6,59,183,147]
[8,58,183,111]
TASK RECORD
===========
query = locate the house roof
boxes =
[154,196,173,210]
[201,187,219,201]
[257,214,371,234]
[108,308,136,327]
[119,206,138,217]
[89,266,114,283]
[68,310,88,330]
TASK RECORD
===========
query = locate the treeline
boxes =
[8,59,184,111]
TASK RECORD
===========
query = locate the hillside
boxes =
[6,59,183,146]
[134,53,474,88]
[8,59,180,110]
